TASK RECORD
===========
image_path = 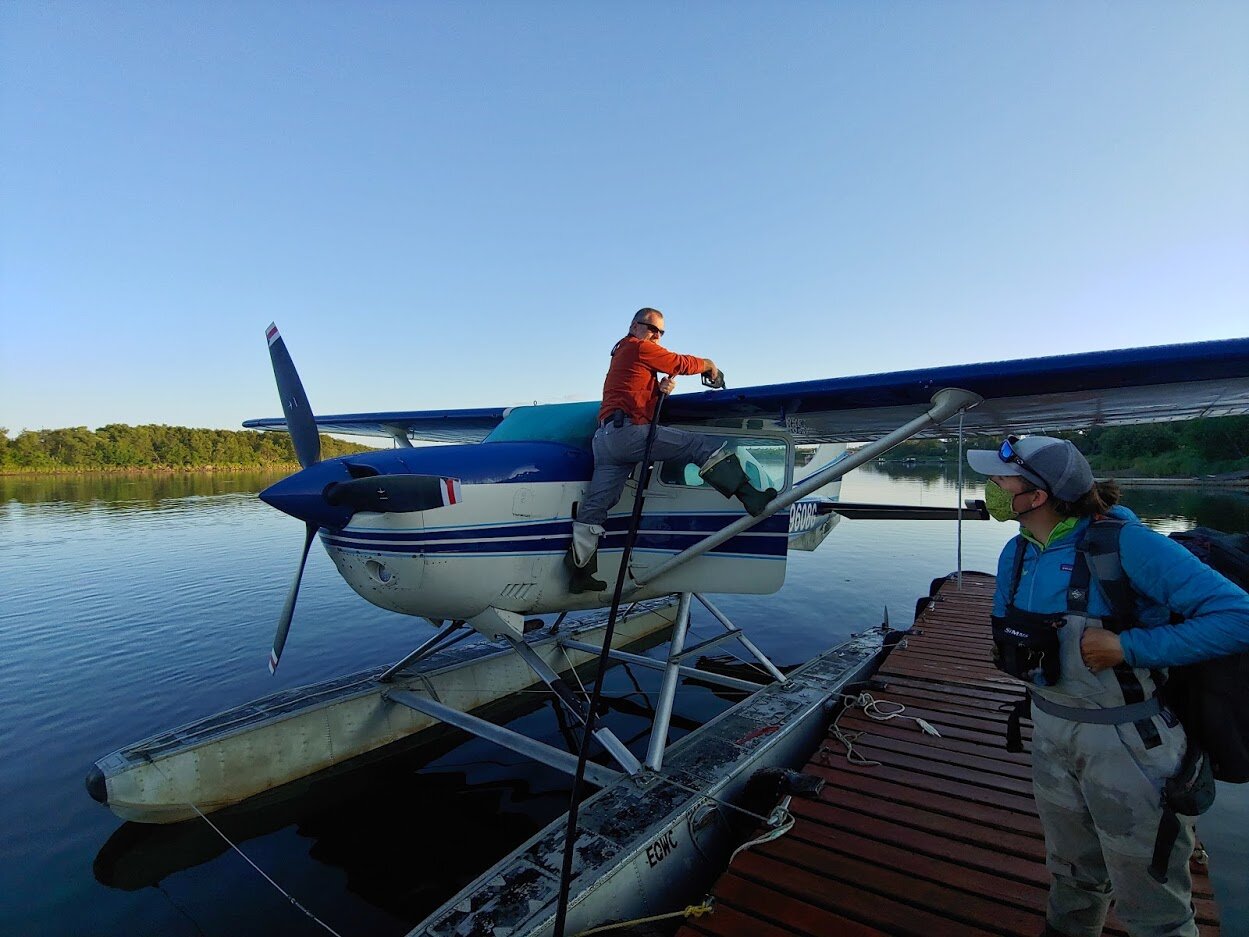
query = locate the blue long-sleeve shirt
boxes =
[992,506,1249,668]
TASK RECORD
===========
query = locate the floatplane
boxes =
[87,329,1249,937]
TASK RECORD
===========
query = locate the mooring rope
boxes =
[824,690,942,767]
[571,898,715,936]
[146,758,347,937]
[727,795,796,865]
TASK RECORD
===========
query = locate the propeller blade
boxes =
[324,475,462,514]
[269,522,318,674]
[265,323,321,469]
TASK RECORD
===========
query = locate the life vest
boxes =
[993,519,1167,753]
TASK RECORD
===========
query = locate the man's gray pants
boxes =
[577,422,722,527]
[1030,706,1198,937]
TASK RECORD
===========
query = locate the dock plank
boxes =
[676,572,1222,937]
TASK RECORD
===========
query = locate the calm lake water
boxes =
[1,466,1245,936]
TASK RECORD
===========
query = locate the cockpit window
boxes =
[658,435,788,490]
[483,401,600,450]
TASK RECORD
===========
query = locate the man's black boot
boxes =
[564,546,607,593]
[699,451,777,517]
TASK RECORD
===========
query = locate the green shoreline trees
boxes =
[872,415,1249,478]
[0,424,372,474]
[3,416,1246,477]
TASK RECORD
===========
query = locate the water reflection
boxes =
[3,467,1246,936]
[1116,485,1249,532]
[867,460,955,485]
[863,462,1249,531]
[0,471,288,513]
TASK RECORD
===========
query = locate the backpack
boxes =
[1086,522,1249,784]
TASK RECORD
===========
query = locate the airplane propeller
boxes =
[265,322,321,470]
[259,323,466,672]
[264,322,321,673]
[270,522,318,673]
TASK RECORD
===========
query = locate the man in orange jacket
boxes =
[567,307,777,593]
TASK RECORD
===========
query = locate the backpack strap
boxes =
[1080,517,1136,630]
[1003,692,1031,754]
[1007,535,1027,606]
[1072,518,1161,750]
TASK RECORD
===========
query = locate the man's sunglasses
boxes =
[637,322,664,336]
[999,435,1048,492]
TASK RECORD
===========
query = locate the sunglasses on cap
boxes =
[999,435,1049,493]
[636,321,664,336]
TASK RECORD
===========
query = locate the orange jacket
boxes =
[598,336,707,424]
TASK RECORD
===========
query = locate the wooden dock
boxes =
[675,571,1222,937]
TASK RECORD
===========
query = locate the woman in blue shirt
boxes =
[967,435,1249,937]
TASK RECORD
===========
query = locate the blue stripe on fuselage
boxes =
[324,534,784,558]
[338,511,790,542]
[322,512,788,558]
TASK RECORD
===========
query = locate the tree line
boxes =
[0,424,372,473]
[876,415,1249,477]
[4,416,1246,477]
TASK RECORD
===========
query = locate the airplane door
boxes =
[628,431,792,596]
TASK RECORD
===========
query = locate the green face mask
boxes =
[984,479,1020,522]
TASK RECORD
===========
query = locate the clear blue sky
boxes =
[3,2,1246,434]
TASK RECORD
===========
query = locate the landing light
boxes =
[366,559,394,584]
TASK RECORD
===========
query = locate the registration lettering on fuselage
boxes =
[645,829,679,867]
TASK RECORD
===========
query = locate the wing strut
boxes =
[629,386,983,591]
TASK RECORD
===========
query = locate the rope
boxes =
[649,771,774,826]
[146,759,346,937]
[728,795,795,865]
[559,643,591,699]
[823,691,942,767]
[571,898,715,936]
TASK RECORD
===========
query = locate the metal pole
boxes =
[385,690,621,788]
[644,593,693,771]
[378,620,464,682]
[504,637,642,776]
[629,387,982,590]
[554,388,670,937]
[956,410,966,589]
[557,640,765,693]
[694,593,787,684]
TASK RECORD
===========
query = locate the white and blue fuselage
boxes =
[260,429,843,635]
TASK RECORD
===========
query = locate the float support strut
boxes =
[628,387,982,591]
[505,636,643,777]
[385,690,622,788]
[644,593,694,771]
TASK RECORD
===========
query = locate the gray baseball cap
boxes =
[966,436,1094,502]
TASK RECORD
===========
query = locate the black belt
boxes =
[601,409,627,428]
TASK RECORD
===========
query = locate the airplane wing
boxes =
[244,337,1249,445]
[665,336,1249,443]
[244,407,509,444]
